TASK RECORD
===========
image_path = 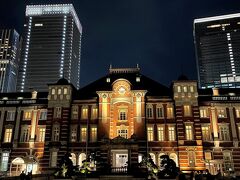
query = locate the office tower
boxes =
[17,4,82,92]
[0,29,21,92]
[194,13,240,88]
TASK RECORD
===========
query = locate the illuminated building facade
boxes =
[194,13,240,89]
[17,4,82,92]
[0,29,21,92]
[0,67,240,176]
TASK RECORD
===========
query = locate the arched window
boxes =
[146,104,153,118]
[169,153,178,167]
[149,153,156,165]
[158,153,165,167]
[79,153,86,167]
[70,153,76,166]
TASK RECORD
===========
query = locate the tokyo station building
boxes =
[0,67,239,176]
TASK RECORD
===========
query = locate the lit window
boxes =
[183,86,187,92]
[50,151,58,167]
[157,126,164,141]
[23,111,32,120]
[204,152,212,161]
[118,128,128,139]
[223,151,233,171]
[54,107,61,118]
[39,110,47,120]
[136,77,140,82]
[185,125,193,140]
[235,108,240,118]
[156,106,164,119]
[63,88,68,94]
[217,109,226,118]
[168,126,175,141]
[51,88,56,95]
[200,109,208,118]
[71,106,78,119]
[146,105,153,118]
[184,105,192,117]
[6,111,15,121]
[219,125,230,141]
[0,152,9,171]
[4,128,12,143]
[188,151,195,167]
[119,110,127,120]
[91,106,98,119]
[38,127,46,142]
[70,126,77,142]
[106,78,110,83]
[81,127,87,142]
[81,106,88,119]
[20,126,30,142]
[201,125,211,141]
[177,86,181,93]
[70,153,76,166]
[147,126,154,141]
[167,107,174,118]
[52,125,60,141]
[91,127,97,142]
[190,86,194,92]
[58,88,62,95]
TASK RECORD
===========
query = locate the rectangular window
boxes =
[81,127,87,142]
[218,109,226,118]
[201,125,211,141]
[168,126,175,141]
[71,106,78,119]
[223,152,233,171]
[146,106,153,118]
[235,108,240,118]
[147,126,154,141]
[190,86,194,92]
[188,151,195,167]
[117,129,128,139]
[91,127,97,142]
[184,105,191,117]
[54,107,61,118]
[167,107,173,118]
[157,126,164,141]
[63,88,68,94]
[50,151,58,167]
[200,109,208,118]
[119,110,127,120]
[177,86,181,92]
[4,128,12,143]
[183,86,187,92]
[91,106,98,119]
[185,125,193,140]
[70,126,77,142]
[219,125,230,141]
[39,110,47,120]
[38,127,46,142]
[81,107,88,119]
[20,126,30,142]
[6,111,15,121]
[204,152,212,161]
[23,111,32,120]
[156,107,164,119]
[0,152,9,171]
[52,125,60,141]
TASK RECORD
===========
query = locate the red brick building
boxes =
[0,67,239,176]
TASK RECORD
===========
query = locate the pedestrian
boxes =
[20,171,26,180]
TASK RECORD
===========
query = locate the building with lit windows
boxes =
[194,13,240,89]
[0,67,240,176]
[0,29,21,92]
[17,4,82,92]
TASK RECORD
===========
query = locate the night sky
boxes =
[1,0,240,88]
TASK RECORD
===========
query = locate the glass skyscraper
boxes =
[194,13,240,89]
[0,29,21,92]
[17,4,82,92]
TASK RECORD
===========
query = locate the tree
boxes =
[158,155,178,179]
[54,152,74,178]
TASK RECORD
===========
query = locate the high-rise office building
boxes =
[0,29,21,92]
[17,4,82,92]
[194,13,240,89]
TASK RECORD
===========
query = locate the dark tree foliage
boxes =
[158,155,178,179]
[54,152,74,178]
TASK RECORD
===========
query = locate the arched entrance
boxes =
[10,156,38,176]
